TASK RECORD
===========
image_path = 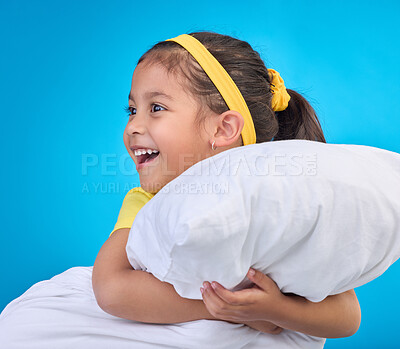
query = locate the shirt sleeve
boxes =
[109,187,154,238]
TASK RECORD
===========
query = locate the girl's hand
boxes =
[228,319,283,334]
[200,268,285,324]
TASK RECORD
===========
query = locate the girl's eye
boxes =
[124,105,135,117]
[123,104,165,117]
[151,104,165,113]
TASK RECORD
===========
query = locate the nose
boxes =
[125,111,146,136]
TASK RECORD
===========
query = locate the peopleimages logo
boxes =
[181,152,318,177]
[80,152,318,194]
[81,153,135,176]
[159,182,229,195]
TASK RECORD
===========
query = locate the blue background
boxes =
[1,0,399,347]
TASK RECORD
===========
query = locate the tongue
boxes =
[143,152,159,163]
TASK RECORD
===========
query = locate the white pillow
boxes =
[126,140,400,302]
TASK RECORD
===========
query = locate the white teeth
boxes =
[134,148,159,156]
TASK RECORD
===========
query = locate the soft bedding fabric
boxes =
[126,139,400,302]
[0,266,325,349]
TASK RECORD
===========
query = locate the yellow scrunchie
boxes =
[165,34,290,145]
[268,69,291,112]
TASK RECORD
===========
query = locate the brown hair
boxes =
[136,30,326,144]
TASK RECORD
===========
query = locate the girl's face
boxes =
[124,61,216,194]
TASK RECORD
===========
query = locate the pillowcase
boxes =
[126,139,400,302]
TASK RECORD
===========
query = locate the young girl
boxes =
[91,30,361,342]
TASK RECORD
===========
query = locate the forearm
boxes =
[100,268,217,323]
[101,269,281,333]
[271,290,361,338]
[93,227,218,324]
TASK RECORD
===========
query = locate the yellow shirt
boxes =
[109,187,154,238]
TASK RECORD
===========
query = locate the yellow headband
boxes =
[165,34,290,145]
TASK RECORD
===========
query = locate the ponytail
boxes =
[273,89,326,143]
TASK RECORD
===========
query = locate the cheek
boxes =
[123,128,135,161]
[123,127,129,147]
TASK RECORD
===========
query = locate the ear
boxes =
[212,110,244,148]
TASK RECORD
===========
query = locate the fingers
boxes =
[201,282,232,319]
[244,320,284,334]
[247,268,278,292]
[200,270,283,324]
[272,326,283,334]
[207,281,243,306]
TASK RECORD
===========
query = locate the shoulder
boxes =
[125,187,154,201]
[127,186,155,201]
[108,187,154,238]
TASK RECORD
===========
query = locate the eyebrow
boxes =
[128,91,174,102]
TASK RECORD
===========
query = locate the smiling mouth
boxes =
[137,152,160,164]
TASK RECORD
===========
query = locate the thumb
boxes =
[247,268,277,292]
